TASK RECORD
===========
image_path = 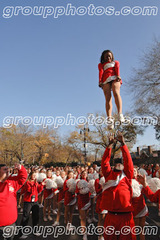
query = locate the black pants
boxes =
[0,223,15,240]
[21,202,39,227]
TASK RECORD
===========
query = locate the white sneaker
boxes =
[34,232,41,237]
[98,236,104,240]
[43,217,48,222]
[108,118,114,130]
[83,233,88,240]
[48,216,53,221]
[53,209,58,215]
[118,113,125,123]
[39,204,43,208]
[52,221,60,226]
[19,235,28,239]
[92,217,98,223]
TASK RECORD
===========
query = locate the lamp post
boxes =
[80,125,89,163]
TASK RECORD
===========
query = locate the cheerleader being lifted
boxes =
[98,50,124,130]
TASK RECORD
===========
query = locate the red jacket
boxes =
[0,165,27,226]
[98,60,122,85]
[22,180,43,202]
[101,145,133,212]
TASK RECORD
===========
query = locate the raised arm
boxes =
[116,131,133,179]
[13,165,28,191]
[121,145,133,179]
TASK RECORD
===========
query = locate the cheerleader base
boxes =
[103,212,136,240]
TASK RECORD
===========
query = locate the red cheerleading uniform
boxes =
[98,61,122,86]
[0,166,27,227]
[58,187,65,203]
[63,179,76,206]
[76,179,91,210]
[142,186,160,212]
[101,145,136,240]
[21,180,44,202]
[43,177,58,200]
[95,178,104,214]
[132,191,148,218]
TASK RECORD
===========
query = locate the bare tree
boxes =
[128,39,160,140]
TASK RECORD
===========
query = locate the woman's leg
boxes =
[21,202,32,226]
[32,203,39,227]
[139,216,146,240]
[79,210,87,233]
[64,206,69,224]
[103,83,112,117]
[69,204,75,224]
[43,199,47,219]
[112,81,122,114]
[56,202,62,222]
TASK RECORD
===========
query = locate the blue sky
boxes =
[0,0,160,150]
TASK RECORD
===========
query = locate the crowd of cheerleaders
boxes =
[7,159,160,240]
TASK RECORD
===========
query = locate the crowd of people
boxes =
[0,132,160,240]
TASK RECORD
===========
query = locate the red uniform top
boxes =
[152,170,158,178]
[95,178,103,214]
[63,179,75,206]
[142,186,160,210]
[0,165,27,227]
[58,187,65,202]
[21,180,44,202]
[98,61,122,85]
[132,193,148,217]
[76,179,91,210]
[101,145,133,212]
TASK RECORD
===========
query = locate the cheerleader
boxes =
[132,167,148,240]
[95,168,107,240]
[76,170,91,240]
[63,171,76,227]
[88,167,98,223]
[53,174,65,226]
[20,171,44,238]
[98,50,124,129]
[138,174,160,216]
[43,169,58,221]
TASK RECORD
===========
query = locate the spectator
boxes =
[0,163,27,240]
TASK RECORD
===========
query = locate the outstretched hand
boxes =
[115,131,125,145]
[137,174,147,188]
[108,134,116,148]
[14,163,21,170]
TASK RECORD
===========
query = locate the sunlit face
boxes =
[60,171,66,179]
[104,52,113,63]
[68,172,74,179]
[89,167,94,174]
[133,168,138,179]
[0,166,8,181]
[56,170,60,176]
[31,173,36,181]
[47,170,52,178]
[114,163,124,171]
[155,164,159,170]
[81,171,87,179]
